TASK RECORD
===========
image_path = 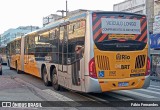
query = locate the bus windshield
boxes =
[92,12,147,51]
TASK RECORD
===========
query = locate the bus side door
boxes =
[58,25,68,87]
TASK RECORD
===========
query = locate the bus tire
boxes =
[42,66,51,86]
[8,61,13,70]
[8,60,10,67]
[51,68,60,91]
[10,67,13,70]
[0,70,2,75]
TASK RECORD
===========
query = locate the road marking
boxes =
[71,92,99,102]
[42,89,74,101]
[138,89,160,95]
[43,89,80,109]
[114,90,157,99]
[150,85,160,88]
[149,87,160,91]
[107,93,133,101]
[84,94,109,102]
[14,78,78,109]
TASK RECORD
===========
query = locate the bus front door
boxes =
[58,23,82,91]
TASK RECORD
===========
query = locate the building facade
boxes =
[153,0,160,34]
[146,0,160,75]
[154,0,160,16]
[1,26,39,45]
[113,0,154,33]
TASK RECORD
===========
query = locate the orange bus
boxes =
[7,37,21,71]
[7,11,150,92]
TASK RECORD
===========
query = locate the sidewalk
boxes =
[0,72,78,109]
[150,75,160,81]
[0,76,59,101]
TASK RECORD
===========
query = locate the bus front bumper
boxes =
[85,75,150,93]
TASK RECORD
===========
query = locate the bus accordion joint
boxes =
[89,57,97,78]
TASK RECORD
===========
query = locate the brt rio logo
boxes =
[116,53,130,60]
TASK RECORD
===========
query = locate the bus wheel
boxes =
[8,60,10,67]
[51,68,60,91]
[8,61,13,70]
[42,66,51,86]
[10,67,13,70]
[0,70,2,75]
[9,62,13,70]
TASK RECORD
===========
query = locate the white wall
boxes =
[113,0,146,14]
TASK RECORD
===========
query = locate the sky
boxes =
[0,0,124,34]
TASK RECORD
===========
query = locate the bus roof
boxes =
[24,12,87,36]
[24,10,146,37]
[92,11,146,16]
[7,36,21,44]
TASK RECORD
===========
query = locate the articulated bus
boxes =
[7,11,150,93]
[7,37,21,70]
[0,45,7,65]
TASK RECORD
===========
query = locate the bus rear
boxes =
[0,46,7,65]
[89,12,150,92]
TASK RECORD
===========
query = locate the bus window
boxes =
[93,13,147,51]
[68,20,85,64]
[68,20,86,86]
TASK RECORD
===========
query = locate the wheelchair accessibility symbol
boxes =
[98,71,104,77]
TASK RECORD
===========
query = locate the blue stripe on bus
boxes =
[69,13,86,21]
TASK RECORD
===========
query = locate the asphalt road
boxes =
[1,65,160,110]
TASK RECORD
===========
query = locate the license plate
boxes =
[109,35,134,39]
[118,82,128,87]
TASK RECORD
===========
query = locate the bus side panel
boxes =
[16,55,21,71]
[24,55,29,73]
[10,55,17,69]
[84,12,102,93]
[34,61,43,78]
[24,56,42,78]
